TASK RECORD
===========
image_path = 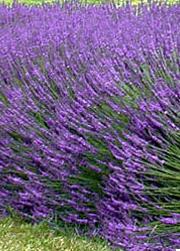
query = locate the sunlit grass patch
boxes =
[0,217,115,251]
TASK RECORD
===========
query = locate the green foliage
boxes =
[30,111,49,128]
[0,91,9,105]
[140,131,180,236]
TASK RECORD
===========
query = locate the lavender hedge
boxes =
[0,2,180,250]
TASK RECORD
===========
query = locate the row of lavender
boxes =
[0,2,180,250]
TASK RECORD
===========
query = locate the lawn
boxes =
[0,217,117,251]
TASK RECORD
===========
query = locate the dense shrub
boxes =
[0,2,179,250]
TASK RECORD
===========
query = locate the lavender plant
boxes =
[0,2,179,250]
[97,72,180,250]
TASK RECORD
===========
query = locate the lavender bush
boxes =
[0,1,179,250]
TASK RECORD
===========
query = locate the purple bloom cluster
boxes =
[0,2,180,250]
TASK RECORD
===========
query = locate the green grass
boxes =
[0,217,117,251]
